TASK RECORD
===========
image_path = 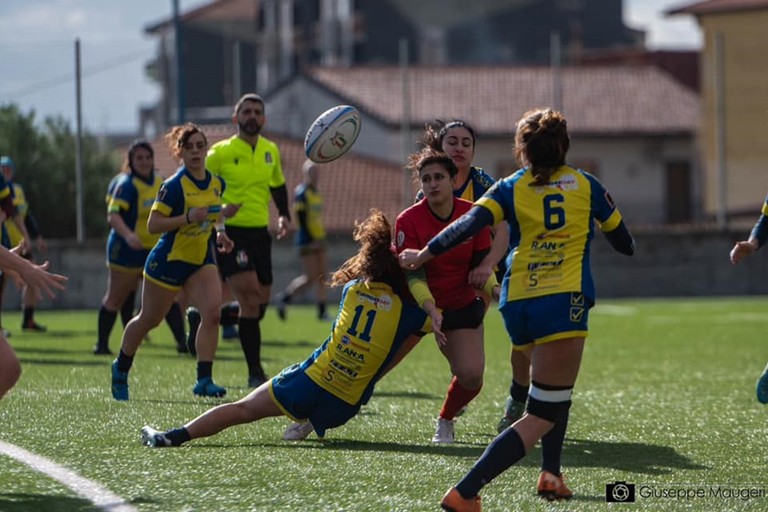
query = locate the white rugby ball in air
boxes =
[304,105,362,163]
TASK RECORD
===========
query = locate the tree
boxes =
[0,104,118,239]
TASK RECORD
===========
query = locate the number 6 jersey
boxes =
[477,165,625,302]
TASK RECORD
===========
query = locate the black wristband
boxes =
[185,210,191,224]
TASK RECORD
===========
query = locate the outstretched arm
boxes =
[399,205,494,270]
[731,211,768,264]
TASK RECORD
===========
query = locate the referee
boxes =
[206,94,291,387]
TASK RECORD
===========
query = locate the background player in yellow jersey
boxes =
[140,209,443,448]
[276,159,330,321]
[0,244,67,401]
[111,124,237,401]
[729,192,768,403]
[0,156,47,332]
[399,108,635,510]
[206,93,292,388]
[0,158,31,337]
[95,141,187,355]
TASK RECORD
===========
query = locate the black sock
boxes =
[196,361,213,381]
[121,291,136,328]
[97,306,118,349]
[220,302,240,326]
[455,427,526,499]
[165,427,191,446]
[541,406,571,475]
[510,379,530,403]
[23,307,34,326]
[116,350,134,374]
[238,317,263,377]
[317,303,326,318]
[164,302,186,347]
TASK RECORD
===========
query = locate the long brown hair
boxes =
[165,123,207,161]
[329,209,407,295]
[514,108,570,186]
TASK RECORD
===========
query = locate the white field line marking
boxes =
[0,440,138,512]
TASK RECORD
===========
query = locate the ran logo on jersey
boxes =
[535,174,578,193]
[354,290,393,311]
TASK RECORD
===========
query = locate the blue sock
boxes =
[455,427,526,498]
[541,407,570,475]
[165,427,191,447]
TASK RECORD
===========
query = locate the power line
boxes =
[1,48,153,100]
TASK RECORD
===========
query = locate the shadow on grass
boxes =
[194,435,707,479]
[371,390,440,400]
[196,438,490,457]
[16,358,106,367]
[0,493,99,512]
[19,329,97,338]
[0,493,163,511]
[563,437,709,474]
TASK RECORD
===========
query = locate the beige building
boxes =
[266,64,700,225]
[670,0,768,221]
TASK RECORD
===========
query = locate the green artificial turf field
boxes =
[1,298,767,511]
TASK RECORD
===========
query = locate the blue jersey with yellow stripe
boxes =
[294,183,325,246]
[302,279,429,406]
[150,167,226,265]
[108,171,162,250]
[477,165,623,302]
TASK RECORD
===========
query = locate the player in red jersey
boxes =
[395,149,496,444]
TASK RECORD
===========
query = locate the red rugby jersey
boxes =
[395,197,490,311]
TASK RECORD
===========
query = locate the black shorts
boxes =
[217,226,273,284]
[441,296,486,331]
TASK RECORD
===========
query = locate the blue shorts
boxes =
[143,243,216,291]
[500,292,593,349]
[107,232,150,273]
[269,363,360,438]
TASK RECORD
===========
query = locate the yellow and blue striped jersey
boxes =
[150,167,226,265]
[4,182,28,247]
[477,165,623,302]
[206,135,285,228]
[294,183,325,245]
[108,172,162,250]
[304,279,430,406]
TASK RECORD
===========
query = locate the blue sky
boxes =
[0,0,702,135]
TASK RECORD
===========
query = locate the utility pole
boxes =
[74,39,85,243]
[173,0,185,124]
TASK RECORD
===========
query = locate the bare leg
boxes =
[184,383,283,440]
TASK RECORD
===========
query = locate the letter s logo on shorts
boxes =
[236,250,248,267]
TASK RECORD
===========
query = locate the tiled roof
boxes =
[306,65,699,135]
[667,0,768,15]
[148,125,409,234]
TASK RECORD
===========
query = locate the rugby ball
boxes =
[304,105,362,163]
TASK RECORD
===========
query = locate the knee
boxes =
[199,305,222,326]
[454,367,484,390]
[526,382,573,423]
[133,312,164,332]
[0,359,21,397]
